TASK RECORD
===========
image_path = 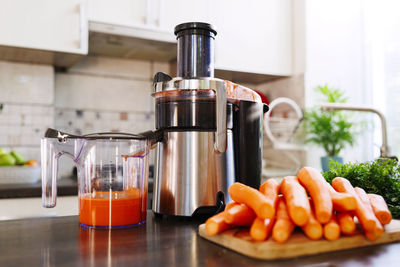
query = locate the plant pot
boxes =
[321,156,343,172]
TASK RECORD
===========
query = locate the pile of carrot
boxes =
[205,166,392,243]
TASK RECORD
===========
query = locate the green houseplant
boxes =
[305,85,355,171]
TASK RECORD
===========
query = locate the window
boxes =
[365,0,400,159]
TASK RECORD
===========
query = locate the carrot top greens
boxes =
[323,159,400,219]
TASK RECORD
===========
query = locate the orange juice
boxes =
[79,188,145,228]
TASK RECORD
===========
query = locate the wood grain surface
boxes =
[198,219,400,260]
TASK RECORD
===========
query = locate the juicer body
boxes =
[152,22,267,217]
[152,100,266,217]
[152,131,235,216]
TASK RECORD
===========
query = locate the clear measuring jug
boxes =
[41,128,160,229]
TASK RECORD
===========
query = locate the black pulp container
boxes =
[233,101,268,189]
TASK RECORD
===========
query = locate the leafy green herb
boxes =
[323,158,400,218]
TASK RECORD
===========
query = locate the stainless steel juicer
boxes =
[152,22,268,217]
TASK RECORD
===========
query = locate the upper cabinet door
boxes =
[0,0,88,54]
[210,0,292,76]
[88,0,147,27]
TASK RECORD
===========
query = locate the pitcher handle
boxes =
[41,136,81,208]
[41,138,62,208]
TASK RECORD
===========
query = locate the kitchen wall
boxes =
[0,61,54,161]
[0,57,169,177]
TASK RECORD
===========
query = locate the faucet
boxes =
[320,103,390,158]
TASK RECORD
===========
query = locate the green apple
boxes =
[10,151,26,165]
[0,153,16,166]
[0,148,7,155]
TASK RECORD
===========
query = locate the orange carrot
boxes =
[224,202,256,226]
[259,179,280,197]
[354,187,384,241]
[297,167,332,224]
[368,193,392,225]
[301,202,323,240]
[228,182,274,219]
[327,184,357,211]
[323,213,341,241]
[337,211,356,235]
[272,197,295,243]
[259,179,280,217]
[250,217,275,241]
[225,201,236,210]
[205,211,231,236]
[332,178,381,234]
[281,176,311,226]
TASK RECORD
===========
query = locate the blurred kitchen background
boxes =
[0,0,399,218]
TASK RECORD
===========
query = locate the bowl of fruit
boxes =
[0,148,40,184]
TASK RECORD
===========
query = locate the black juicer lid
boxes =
[174,22,217,38]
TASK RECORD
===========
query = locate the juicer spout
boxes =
[45,128,80,142]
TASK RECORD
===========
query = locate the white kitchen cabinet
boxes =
[88,0,210,31]
[210,0,292,76]
[88,0,148,28]
[161,0,293,76]
[0,0,88,54]
[89,0,293,77]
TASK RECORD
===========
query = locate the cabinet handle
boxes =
[157,0,163,27]
[145,0,150,25]
[78,2,87,50]
[146,0,162,27]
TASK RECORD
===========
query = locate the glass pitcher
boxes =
[41,128,159,229]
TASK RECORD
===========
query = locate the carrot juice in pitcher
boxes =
[41,129,151,229]
[79,188,146,228]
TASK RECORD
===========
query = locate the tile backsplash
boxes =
[0,103,53,160]
[54,56,160,136]
[55,74,153,113]
[0,60,54,162]
[0,56,168,178]
[0,61,54,105]
[55,108,153,136]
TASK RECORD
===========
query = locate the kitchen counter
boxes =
[0,211,399,266]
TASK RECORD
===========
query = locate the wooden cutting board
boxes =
[198,219,400,260]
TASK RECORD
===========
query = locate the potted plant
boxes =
[304,85,355,171]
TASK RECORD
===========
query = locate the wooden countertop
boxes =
[0,211,399,266]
